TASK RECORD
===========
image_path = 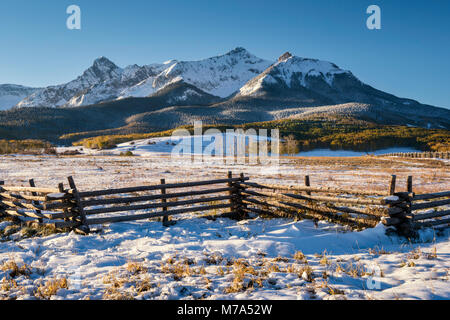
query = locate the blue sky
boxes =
[0,0,449,108]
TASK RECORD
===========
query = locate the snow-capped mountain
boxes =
[120,47,272,99]
[7,48,449,133]
[2,49,450,141]
[0,84,41,111]
[239,52,351,97]
[236,52,422,109]
[13,48,272,109]
[16,57,164,108]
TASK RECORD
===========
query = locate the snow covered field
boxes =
[0,153,449,300]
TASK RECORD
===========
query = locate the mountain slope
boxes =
[2,48,449,144]
[13,48,272,109]
[16,57,164,108]
[237,52,422,106]
[0,84,41,111]
[232,52,450,128]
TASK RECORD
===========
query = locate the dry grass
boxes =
[407,248,422,260]
[204,252,224,265]
[1,260,31,278]
[400,260,416,268]
[325,284,346,296]
[103,287,135,300]
[293,251,308,263]
[272,256,289,263]
[102,265,154,299]
[368,246,391,255]
[427,247,438,260]
[298,265,314,282]
[334,260,372,278]
[35,278,69,299]
[135,276,154,294]
[126,262,147,275]
[0,221,65,241]
[1,278,18,292]
[224,260,261,293]
[160,256,210,281]
[319,251,331,266]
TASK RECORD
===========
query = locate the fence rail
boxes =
[1,173,449,236]
[0,174,249,234]
[236,176,397,229]
[381,176,450,235]
[380,152,450,159]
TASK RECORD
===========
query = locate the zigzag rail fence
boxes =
[0,173,449,236]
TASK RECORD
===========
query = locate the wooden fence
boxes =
[382,175,450,235]
[0,174,248,234]
[236,175,398,230]
[0,174,449,236]
[0,179,79,228]
[380,152,450,159]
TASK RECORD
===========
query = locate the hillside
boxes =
[1,48,449,148]
[68,117,450,153]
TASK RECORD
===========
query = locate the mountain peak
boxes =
[92,56,118,69]
[278,52,293,62]
[226,47,251,56]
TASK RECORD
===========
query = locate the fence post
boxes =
[67,176,90,234]
[160,179,172,227]
[29,179,43,224]
[389,175,396,195]
[58,183,72,223]
[238,173,247,219]
[227,171,235,216]
[406,176,414,223]
[383,174,415,237]
[407,176,413,193]
[226,171,243,219]
[0,181,4,217]
[305,175,311,196]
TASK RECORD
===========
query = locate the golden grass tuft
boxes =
[103,287,135,300]
[35,278,69,299]
[1,278,18,292]
[1,260,31,278]
[427,247,438,260]
[298,265,314,282]
[126,262,147,275]
[407,248,421,260]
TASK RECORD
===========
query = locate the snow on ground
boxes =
[57,135,436,159]
[58,133,274,157]
[0,214,449,300]
[0,154,449,300]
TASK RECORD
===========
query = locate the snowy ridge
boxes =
[119,47,272,99]
[16,58,166,108]
[239,52,351,96]
[7,47,447,126]
[13,48,272,109]
[0,84,41,110]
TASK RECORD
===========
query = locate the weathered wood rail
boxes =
[0,173,448,236]
[0,173,248,234]
[236,176,397,230]
[380,152,450,159]
[379,176,450,236]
